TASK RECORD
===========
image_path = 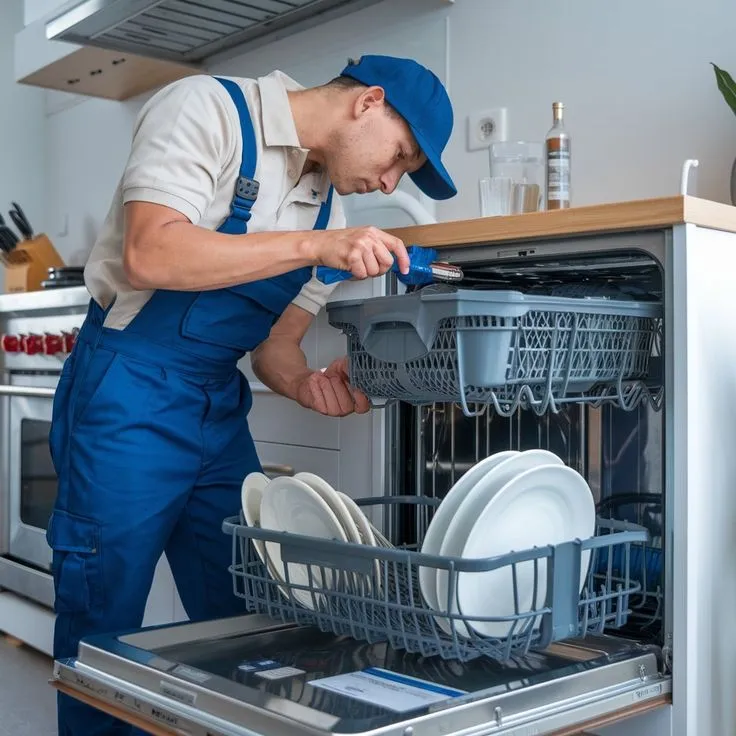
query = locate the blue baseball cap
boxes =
[340,55,457,201]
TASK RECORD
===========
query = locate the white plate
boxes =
[418,450,520,611]
[240,472,272,570]
[434,449,565,636]
[337,492,383,591]
[294,472,362,545]
[336,492,376,547]
[260,476,348,610]
[455,464,595,639]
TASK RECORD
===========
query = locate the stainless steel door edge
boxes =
[0,385,56,398]
[53,659,257,736]
[0,556,54,607]
[54,654,671,736]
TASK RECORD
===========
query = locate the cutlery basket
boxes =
[223,497,648,663]
[325,286,662,417]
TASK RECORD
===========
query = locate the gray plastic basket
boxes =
[223,496,648,663]
[326,286,662,417]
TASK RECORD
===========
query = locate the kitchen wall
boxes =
[0,0,46,239]
[33,0,736,262]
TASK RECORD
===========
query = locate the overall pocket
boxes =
[181,287,278,352]
[47,509,102,615]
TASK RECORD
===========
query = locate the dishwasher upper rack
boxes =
[326,286,663,419]
[223,497,648,663]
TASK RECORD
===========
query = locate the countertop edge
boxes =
[387,195,736,247]
[0,285,90,315]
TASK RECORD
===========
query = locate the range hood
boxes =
[45,0,385,64]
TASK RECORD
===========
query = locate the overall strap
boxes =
[214,77,259,235]
[313,186,334,231]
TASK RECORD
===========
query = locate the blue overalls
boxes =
[47,77,334,736]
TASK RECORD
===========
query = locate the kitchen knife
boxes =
[8,202,34,240]
[316,245,463,287]
[0,214,18,253]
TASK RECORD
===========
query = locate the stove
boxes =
[0,286,89,607]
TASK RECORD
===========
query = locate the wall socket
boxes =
[466,107,508,151]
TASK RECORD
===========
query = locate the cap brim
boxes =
[408,126,457,201]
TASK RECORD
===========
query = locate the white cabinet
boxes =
[24,0,67,26]
[141,556,178,627]
[14,5,195,101]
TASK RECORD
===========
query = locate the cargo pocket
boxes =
[181,288,277,352]
[47,509,102,615]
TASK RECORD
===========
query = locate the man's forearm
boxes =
[125,216,315,292]
[250,337,313,402]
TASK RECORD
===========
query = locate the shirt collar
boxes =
[258,70,305,150]
[257,70,332,203]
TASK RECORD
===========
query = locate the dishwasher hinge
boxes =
[662,632,673,673]
[494,706,503,727]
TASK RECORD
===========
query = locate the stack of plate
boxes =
[240,472,390,609]
[419,449,596,640]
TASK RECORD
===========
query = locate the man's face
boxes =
[322,87,426,196]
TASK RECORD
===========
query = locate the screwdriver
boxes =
[316,245,464,287]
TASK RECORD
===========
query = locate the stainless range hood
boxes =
[45,0,385,64]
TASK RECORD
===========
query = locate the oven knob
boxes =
[1,334,21,352]
[22,334,43,355]
[62,331,77,353]
[43,334,64,355]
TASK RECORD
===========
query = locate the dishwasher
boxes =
[53,227,681,736]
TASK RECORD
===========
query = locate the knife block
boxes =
[1,234,66,293]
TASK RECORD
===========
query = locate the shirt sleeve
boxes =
[291,192,347,316]
[122,75,238,224]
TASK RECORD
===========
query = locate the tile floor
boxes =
[0,635,57,735]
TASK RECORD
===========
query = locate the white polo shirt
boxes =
[85,71,344,330]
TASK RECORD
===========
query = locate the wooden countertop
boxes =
[388,195,736,248]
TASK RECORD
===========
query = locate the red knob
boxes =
[43,334,64,355]
[1,335,20,353]
[62,331,77,353]
[23,334,43,355]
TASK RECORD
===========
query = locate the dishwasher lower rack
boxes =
[223,497,648,664]
[595,495,664,633]
[325,286,663,418]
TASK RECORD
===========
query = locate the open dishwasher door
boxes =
[53,614,670,736]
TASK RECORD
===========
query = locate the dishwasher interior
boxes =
[384,233,668,664]
[52,231,673,736]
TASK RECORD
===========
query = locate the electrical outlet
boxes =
[466,107,508,152]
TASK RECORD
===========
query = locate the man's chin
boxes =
[331,182,356,196]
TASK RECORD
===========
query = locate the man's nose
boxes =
[379,171,399,194]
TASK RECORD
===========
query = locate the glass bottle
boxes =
[545,102,571,210]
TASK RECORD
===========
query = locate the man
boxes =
[48,54,456,735]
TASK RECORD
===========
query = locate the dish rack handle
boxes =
[279,537,376,576]
[546,540,583,642]
[353,306,442,362]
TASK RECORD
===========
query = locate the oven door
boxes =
[7,373,57,572]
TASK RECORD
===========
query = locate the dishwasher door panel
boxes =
[53,615,671,736]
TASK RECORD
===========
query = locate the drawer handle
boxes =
[261,463,295,478]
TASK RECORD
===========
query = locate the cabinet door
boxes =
[142,555,176,627]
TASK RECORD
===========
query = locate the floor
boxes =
[0,634,57,736]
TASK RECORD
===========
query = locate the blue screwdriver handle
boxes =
[315,245,439,287]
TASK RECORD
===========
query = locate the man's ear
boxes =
[353,85,386,118]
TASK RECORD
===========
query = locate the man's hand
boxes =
[309,226,410,280]
[294,357,371,417]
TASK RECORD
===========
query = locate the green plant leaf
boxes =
[711,62,736,117]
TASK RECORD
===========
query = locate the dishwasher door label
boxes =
[310,667,466,713]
